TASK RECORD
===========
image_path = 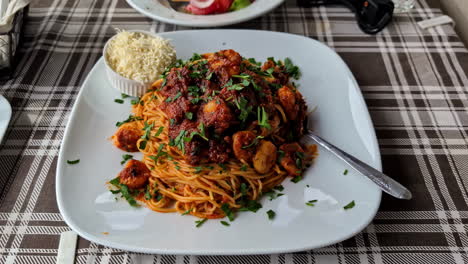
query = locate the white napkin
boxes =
[0,0,31,33]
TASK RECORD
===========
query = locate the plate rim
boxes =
[0,95,12,143]
[125,0,285,27]
[56,29,382,255]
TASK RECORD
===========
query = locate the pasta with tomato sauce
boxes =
[109,49,317,220]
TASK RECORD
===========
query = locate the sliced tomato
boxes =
[186,0,234,15]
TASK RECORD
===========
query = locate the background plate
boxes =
[126,0,285,27]
[0,95,12,143]
[57,30,382,255]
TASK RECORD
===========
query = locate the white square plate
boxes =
[56,30,381,255]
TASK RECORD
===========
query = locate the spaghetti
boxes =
[110,49,317,220]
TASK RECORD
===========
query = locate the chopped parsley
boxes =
[343,200,356,210]
[273,185,284,192]
[189,53,202,62]
[343,169,349,175]
[257,107,271,130]
[284,58,301,79]
[144,187,152,200]
[195,219,207,228]
[291,175,302,183]
[120,154,133,165]
[193,166,203,173]
[165,92,182,103]
[141,122,154,140]
[306,200,318,206]
[220,221,230,226]
[154,126,164,137]
[182,209,192,215]
[109,177,138,207]
[114,99,124,104]
[185,112,194,120]
[170,130,187,153]
[234,97,252,123]
[121,93,130,99]
[221,203,235,221]
[240,164,248,171]
[238,200,262,212]
[240,183,248,197]
[266,210,276,220]
[149,144,167,162]
[130,97,143,105]
[218,163,227,171]
[116,115,143,127]
[242,135,264,149]
[67,159,80,165]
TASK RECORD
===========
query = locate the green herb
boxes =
[189,123,209,141]
[139,140,147,150]
[195,218,207,228]
[149,144,167,162]
[257,107,271,130]
[238,200,262,212]
[171,130,187,153]
[284,58,300,79]
[110,189,120,194]
[267,210,276,220]
[144,187,152,200]
[240,164,248,171]
[109,177,138,207]
[240,183,248,197]
[296,158,302,170]
[189,53,202,62]
[154,126,164,137]
[185,112,194,120]
[277,150,285,162]
[120,154,133,165]
[306,184,310,188]
[291,175,302,183]
[343,169,349,175]
[67,159,80,165]
[194,166,203,173]
[306,199,318,206]
[121,93,130,99]
[343,200,355,210]
[170,118,175,125]
[220,221,230,226]
[131,97,142,105]
[206,71,213,80]
[116,115,143,127]
[155,193,163,201]
[141,122,154,140]
[234,97,252,123]
[182,209,192,215]
[265,191,284,201]
[114,99,124,104]
[175,166,181,170]
[190,97,202,104]
[273,185,284,192]
[232,73,251,79]
[165,92,182,102]
[242,135,264,149]
[221,203,235,221]
[218,163,227,171]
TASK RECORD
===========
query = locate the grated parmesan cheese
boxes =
[105,31,176,83]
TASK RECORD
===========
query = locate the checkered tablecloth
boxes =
[1,0,468,263]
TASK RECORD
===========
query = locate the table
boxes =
[1,0,468,263]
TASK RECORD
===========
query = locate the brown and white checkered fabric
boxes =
[1,0,468,263]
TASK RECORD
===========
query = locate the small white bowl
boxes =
[102,30,164,97]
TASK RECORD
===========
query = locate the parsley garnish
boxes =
[189,53,202,62]
[195,219,207,228]
[120,154,133,165]
[116,115,143,127]
[67,159,80,165]
[109,177,138,207]
[165,92,182,103]
[267,210,276,220]
[154,126,164,137]
[240,164,248,171]
[343,200,355,210]
[343,169,349,175]
[131,97,142,105]
[220,221,230,226]
[121,93,130,99]
[114,99,124,104]
[170,130,187,153]
[141,122,154,140]
[149,144,167,162]
[185,112,194,120]
[291,175,302,183]
[218,163,227,171]
[182,209,192,215]
[193,166,203,173]
[234,97,252,123]
[273,185,284,192]
[242,135,264,149]
[284,58,301,79]
[240,183,248,197]
[144,187,152,200]
[257,107,271,130]
[221,203,235,221]
[238,200,262,212]
[306,200,318,206]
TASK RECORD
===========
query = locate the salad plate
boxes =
[126,0,285,27]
